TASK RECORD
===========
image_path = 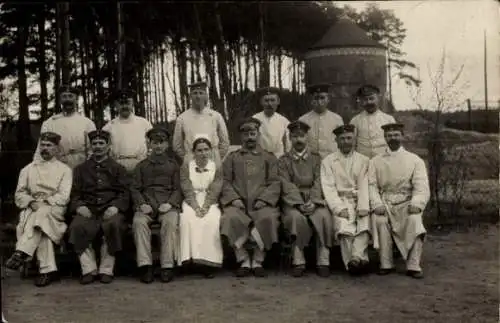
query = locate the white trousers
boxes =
[376,215,424,271]
[78,238,115,276]
[234,228,265,268]
[292,236,330,267]
[16,229,57,274]
[338,232,370,269]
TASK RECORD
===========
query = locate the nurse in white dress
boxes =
[179,134,223,278]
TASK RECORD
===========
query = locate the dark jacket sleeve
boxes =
[278,156,304,208]
[69,164,86,213]
[203,166,223,209]
[130,162,146,210]
[220,153,242,206]
[310,155,326,205]
[167,161,183,208]
[179,162,199,210]
[109,163,131,213]
[256,153,281,207]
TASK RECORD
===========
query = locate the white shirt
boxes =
[350,110,396,159]
[299,109,344,159]
[102,115,153,159]
[253,111,291,159]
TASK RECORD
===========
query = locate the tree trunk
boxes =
[258,2,270,88]
[193,3,219,108]
[277,53,283,89]
[252,45,258,89]
[160,45,168,122]
[37,5,49,120]
[54,4,62,113]
[292,57,297,93]
[236,41,243,92]
[90,20,105,127]
[214,3,230,118]
[78,32,90,117]
[136,27,146,118]
[116,2,123,92]
[17,19,32,150]
[61,2,71,85]
[243,42,251,90]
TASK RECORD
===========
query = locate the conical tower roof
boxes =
[309,16,385,50]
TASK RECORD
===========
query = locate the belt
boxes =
[382,192,411,205]
[338,191,357,199]
[116,155,139,160]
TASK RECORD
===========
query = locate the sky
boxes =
[339,0,500,111]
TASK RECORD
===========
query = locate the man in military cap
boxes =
[299,83,344,159]
[102,89,153,172]
[220,117,281,278]
[68,130,131,285]
[6,132,72,287]
[320,124,371,275]
[278,120,333,277]
[252,86,291,158]
[172,81,230,165]
[131,126,182,284]
[34,85,96,169]
[349,84,396,158]
[369,123,430,279]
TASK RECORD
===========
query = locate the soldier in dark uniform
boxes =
[131,126,183,284]
[68,130,131,285]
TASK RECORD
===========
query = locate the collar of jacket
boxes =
[239,146,263,155]
[291,148,309,161]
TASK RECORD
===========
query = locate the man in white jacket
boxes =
[6,132,72,287]
[321,124,371,275]
[368,123,430,279]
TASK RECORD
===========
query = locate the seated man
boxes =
[68,130,131,285]
[321,125,371,275]
[369,123,430,279]
[278,120,333,278]
[220,117,281,278]
[5,132,72,287]
[131,126,182,284]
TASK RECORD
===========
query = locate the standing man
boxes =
[252,87,291,159]
[5,132,72,287]
[321,124,371,275]
[131,127,182,284]
[369,123,430,279]
[299,84,344,159]
[350,85,396,158]
[34,86,96,169]
[220,118,281,278]
[68,130,131,285]
[102,89,153,172]
[278,120,333,278]
[172,81,230,165]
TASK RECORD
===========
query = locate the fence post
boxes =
[466,99,472,131]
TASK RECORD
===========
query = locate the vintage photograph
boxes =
[0,1,498,322]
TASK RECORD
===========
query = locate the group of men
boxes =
[5,80,430,288]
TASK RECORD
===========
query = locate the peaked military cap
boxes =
[256,86,280,97]
[307,83,330,94]
[59,85,79,96]
[146,126,170,141]
[189,81,208,91]
[355,84,380,97]
[88,130,111,143]
[333,124,356,136]
[114,89,135,102]
[39,131,62,145]
[287,120,310,134]
[381,123,404,132]
[238,117,261,132]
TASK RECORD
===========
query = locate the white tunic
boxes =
[368,147,430,258]
[299,110,344,159]
[350,110,396,158]
[34,113,96,169]
[321,151,370,239]
[172,107,230,165]
[179,160,223,266]
[102,115,153,171]
[253,111,291,159]
[15,159,72,244]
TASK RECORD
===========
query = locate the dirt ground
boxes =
[2,224,498,323]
